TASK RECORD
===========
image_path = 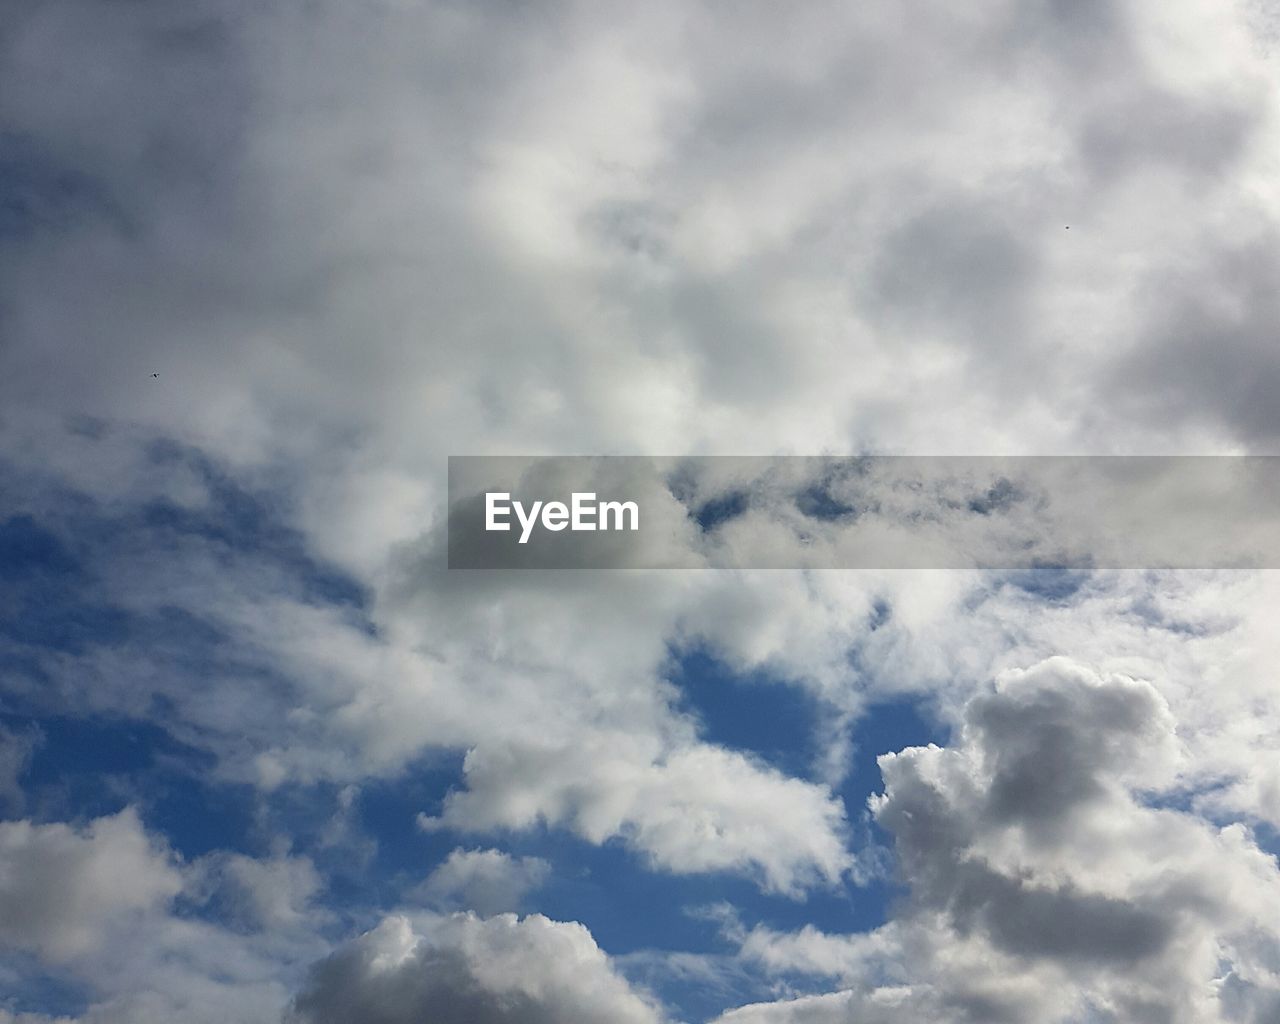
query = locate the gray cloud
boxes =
[1077,86,1260,182]
[872,662,1192,973]
[1112,236,1280,447]
[965,659,1177,831]
[719,658,1280,1023]
[868,198,1039,359]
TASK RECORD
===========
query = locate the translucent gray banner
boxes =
[447,456,1280,569]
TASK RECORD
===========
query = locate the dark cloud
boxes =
[866,658,1273,1019]
[869,200,1038,349]
[1112,235,1280,448]
[1078,87,1260,182]
[946,861,1173,964]
[966,663,1172,831]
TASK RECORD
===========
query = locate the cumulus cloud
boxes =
[0,809,334,1023]
[0,807,182,961]
[711,658,1280,1023]
[285,913,664,1024]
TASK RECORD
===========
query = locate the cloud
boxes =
[1111,233,1280,447]
[0,808,331,1023]
[194,851,325,931]
[285,913,664,1024]
[0,722,40,813]
[422,736,851,896]
[2,0,1278,479]
[960,657,1180,832]
[414,848,550,917]
[0,807,183,961]
[2,439,861,896]
[3,0,1280,1020]
[711,657,1280,1023]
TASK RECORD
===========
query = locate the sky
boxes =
[2,1,1280,1022]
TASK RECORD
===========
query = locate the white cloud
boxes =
[414,848,550,917]
[423,735,851,895]
[0,809,335,1023]
[197,851,325,930]
[0,807,182,962]
[285,912,664,1024]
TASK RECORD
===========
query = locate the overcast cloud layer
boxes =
[2,0,1280,1021]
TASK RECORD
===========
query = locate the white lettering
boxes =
[486,492,511,531]
[599,500,639,531]
[514,499,543,544]
[542,501,569,530]
[572,492,596,530]
[485,492,638,542]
